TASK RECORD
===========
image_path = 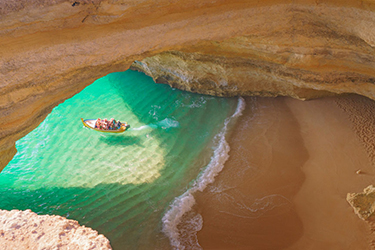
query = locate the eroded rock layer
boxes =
[1,0,375,171]
[0,209,112,250]
[347,185,375,221]
[130,6,375,99]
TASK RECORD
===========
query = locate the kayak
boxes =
[81,118,130,133]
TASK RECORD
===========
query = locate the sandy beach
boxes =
[191,95,375,250]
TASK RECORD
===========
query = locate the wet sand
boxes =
[193,96,375,250]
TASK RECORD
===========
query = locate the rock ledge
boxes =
[0,209,112,250]
[347,185,375,221]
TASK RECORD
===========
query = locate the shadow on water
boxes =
[97,119,180,147]
[0,181,171,250]
[0,70,233,249]
[99,134,144,147]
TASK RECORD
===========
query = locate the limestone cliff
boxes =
[130,33,375,99]
[1,0,375,172]
[0,209,112,249]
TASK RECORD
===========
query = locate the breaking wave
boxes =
[162,97,245,250]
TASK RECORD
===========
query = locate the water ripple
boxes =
[0,70,239,249]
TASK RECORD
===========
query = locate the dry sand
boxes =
[193,95,375,250]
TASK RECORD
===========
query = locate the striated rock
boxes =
[0,209,112,250]
[131,23,375,99]
[347,185,375,221]
[1,0,375,171]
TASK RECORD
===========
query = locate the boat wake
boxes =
[162,97,246,250]
[129,118,180,131]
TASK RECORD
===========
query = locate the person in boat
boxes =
[95,118,122,130]
[98,119,103,130]
[95,118,101,129]
[116,120,122,129]
[96,118,107,130]
[104,118,109,130]
[109,118,115,130]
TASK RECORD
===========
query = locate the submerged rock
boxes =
[0,209,112,250]
[347,185,375,221]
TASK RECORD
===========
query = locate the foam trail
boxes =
[162,97,246,250]
[128,125,156,131]
[129,118,179,131]
[157,118,180,129]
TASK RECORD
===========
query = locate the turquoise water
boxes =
[0,70,239,249]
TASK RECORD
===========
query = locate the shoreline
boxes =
[2,1,375,172]
[189,95,375,249]
[161,97,245,249]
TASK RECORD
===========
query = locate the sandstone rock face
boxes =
[130,4,375,99]
[131,30,375,99]
[1,0,375,171]
[347,185,375,221]
[0,209,112,250]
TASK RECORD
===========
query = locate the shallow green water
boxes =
[0,70,239,249]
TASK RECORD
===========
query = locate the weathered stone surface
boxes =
[131,13,375,99]
[1,1,375,247]
[1,0,375,171]
[347,185,375,221]
[0,209,112,250]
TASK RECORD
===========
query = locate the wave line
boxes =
[161,97,246,250]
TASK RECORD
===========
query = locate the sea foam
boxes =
[129,118,180,131]
[1,70,240,249]
[162,97,245,250]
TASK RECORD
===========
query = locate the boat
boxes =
[81,118,130,133]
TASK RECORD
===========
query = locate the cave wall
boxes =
[1,0,375,170]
